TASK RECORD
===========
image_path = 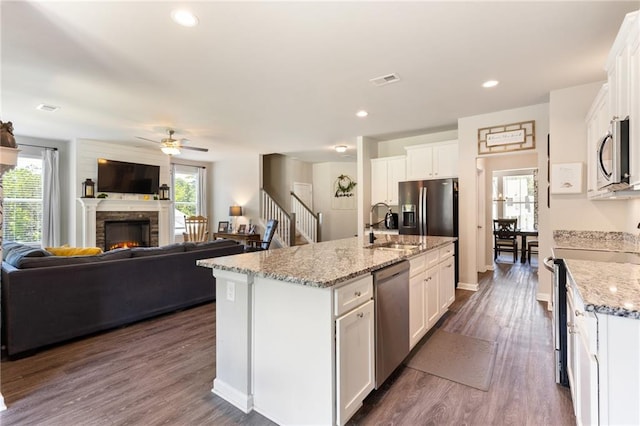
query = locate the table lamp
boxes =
[229,205,243,232]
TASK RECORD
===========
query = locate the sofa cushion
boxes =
[46,246,103,256]
[184,239,239,252]
[130,243,186,257]
[14,247,132,268]
[95,247,133,261]
[4,244,51,268]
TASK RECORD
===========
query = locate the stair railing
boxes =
[290,192,321,243]
[260,189,294,247]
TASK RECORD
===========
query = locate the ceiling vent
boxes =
[369,73,401,87]
[36,104,60,112]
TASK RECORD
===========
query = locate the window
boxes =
[493,169,537,231]
[3,155,44,243]
[172,164,206,235]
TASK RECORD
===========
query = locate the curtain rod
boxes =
[171,162,206,169]
[18,143,58,151]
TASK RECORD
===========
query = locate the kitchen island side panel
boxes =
[253,277,335,425]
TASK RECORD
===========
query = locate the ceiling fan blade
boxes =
[181,146,209,152]
[135,136,160,144]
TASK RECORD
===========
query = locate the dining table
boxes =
[493,228,539,263]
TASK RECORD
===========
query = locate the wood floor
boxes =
[1,259,575,425]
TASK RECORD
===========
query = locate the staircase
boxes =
[259,188,321,248]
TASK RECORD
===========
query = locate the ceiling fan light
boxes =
[161,146,181,156]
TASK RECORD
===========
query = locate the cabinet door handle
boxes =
[357,312,364,318]
[575,310,583,317]
[354,291,362,297]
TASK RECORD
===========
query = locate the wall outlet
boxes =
[226,281,235,302]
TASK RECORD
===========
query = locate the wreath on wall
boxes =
[334,174,357,198]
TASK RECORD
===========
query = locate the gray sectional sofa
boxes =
[1,239,244,357]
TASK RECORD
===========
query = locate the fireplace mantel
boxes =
[78,198,173,247]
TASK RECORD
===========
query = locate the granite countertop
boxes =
[553,230,640,319]
[197,234,456,289]
[564,259,640,319]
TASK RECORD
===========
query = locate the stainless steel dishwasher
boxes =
[373,260,410,388]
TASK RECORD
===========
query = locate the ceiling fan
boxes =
[136,129,209,155]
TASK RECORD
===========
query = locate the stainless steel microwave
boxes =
[597,116,630,191]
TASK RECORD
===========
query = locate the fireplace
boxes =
[104,220,151,251]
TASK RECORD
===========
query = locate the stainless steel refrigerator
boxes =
[398,178,459,283]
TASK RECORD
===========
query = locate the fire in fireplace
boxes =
[104,220,151,251]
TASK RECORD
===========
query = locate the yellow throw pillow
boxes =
[46,246,103,256]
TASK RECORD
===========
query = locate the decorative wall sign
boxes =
[550,162,583,194]
[332,174,357,210]
[478,120,535,155]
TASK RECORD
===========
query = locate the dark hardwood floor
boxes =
[1,258,574,425]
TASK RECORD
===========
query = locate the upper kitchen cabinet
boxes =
[405,140,458,181]
[586,84,611,198]
[371,156,406,205]
[606,10,640,187]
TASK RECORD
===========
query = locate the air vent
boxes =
[369,73,401,87]
[36,104,60,112]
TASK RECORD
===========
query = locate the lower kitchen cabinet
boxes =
[409,243,456,349]
[336,299,375,425]
[567,274,640,426]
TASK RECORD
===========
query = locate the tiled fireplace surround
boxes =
[78,199,172,248]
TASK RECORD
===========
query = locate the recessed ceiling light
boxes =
[482,80,499,88]
[171,9,199,27]
[36,104,60,112]
[335,145,348,153]
[356,110,368,118]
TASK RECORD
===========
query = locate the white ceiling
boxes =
[2,1,639,163]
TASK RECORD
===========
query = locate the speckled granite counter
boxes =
[553,230,640,319]
[565,259,640,319]
[197,234,456,288]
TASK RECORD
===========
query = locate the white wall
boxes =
[376,129,458,157]
[263,154,313,211]
[549,82,628,232]
[458,103,549,295]
[211,154,261,234]
[357,136,377,238]
[312,162,358,241]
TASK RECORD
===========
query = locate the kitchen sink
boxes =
[366,242,422,252]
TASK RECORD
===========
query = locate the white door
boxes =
[476,158,486,272]
[292,182,313,209]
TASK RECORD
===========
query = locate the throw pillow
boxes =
[46,246,103,256]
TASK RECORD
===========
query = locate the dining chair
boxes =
[493,218,518,263]
[528,240,539,263]
[245,219,278,252]
[183,215,209,242]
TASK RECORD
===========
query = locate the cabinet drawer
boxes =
[439,243,455,261]
[425,250,439,269]
[409,253,426,276]
[334,275,373,317]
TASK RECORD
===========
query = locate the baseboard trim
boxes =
[212,378,253,414]
[537,292,552,311]
[457,282,479,291]
[0,392,6,411]
[486,264,495,271]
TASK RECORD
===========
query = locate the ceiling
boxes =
[2,1,639,163]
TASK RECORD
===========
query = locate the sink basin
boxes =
[367,242,422,252]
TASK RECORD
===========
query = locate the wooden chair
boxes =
[528,240,539,263]
[493,218,518,263]
[183,215,209,242]
[246,219,278,251]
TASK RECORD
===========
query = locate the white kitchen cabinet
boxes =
[336,299,375,426]
[409,253,427,349]
[566,271,640,426]
[371,156,406,205]
[409,244,455,348]
[585,84,611,198]
[405,141,458,181]
[438,245,455,312]
[596,10,640,190]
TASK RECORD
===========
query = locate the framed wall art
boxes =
[550,162,583,194]
[478,120,535,155]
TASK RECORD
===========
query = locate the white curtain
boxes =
[198,166,207,218]
[42,149,60,247]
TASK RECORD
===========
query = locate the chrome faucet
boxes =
[369,202,390,244]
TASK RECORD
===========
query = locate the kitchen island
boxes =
[552,231,640,425]
[197,234,456,425]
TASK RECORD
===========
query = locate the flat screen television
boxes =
[97,159,160,195]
